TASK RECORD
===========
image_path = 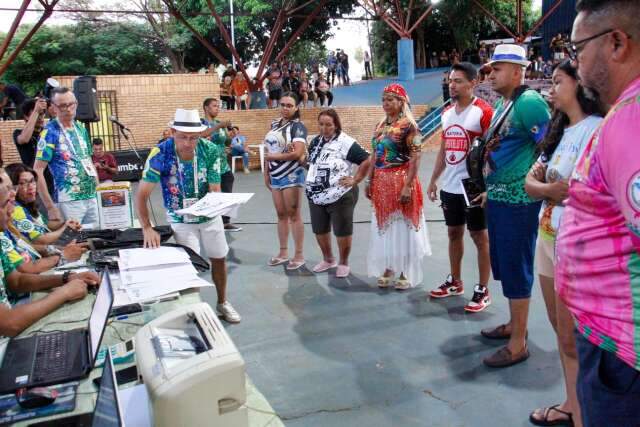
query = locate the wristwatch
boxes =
[62,271,71,284]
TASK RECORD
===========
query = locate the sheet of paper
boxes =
[124,276,212,303]
[118,247,191,270]
[119,263,198,286]
[119,384,152,427]
[175,192,254,218]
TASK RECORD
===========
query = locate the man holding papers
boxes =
[136,109,240,323]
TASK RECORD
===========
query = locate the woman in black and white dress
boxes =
[263,92,308,270]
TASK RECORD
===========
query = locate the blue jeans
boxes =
[231,145,249,169]
[575,331,640,426]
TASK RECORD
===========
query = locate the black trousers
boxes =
[328,68,336,86]
[364,61,372,79]
[315,90,333,106]
[221,170,234,224]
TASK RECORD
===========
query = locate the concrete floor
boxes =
[144,151,565,427]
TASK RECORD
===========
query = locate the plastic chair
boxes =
[230,156,245,173]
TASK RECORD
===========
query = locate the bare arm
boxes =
[6,269,69,294]
[0,276,87,337]
[524,162,549,200]
[136,181,161,248]
[353,157,372,184]
[16,112,39,144]
[265,141,305,161]
[208,183,221,193]
[34,160,60,220]
[16,256,61,274]
[427,139,446,201]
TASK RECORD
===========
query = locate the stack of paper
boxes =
[175,192,253,218]
[117,247,211,303]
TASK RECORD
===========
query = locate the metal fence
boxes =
[88,90,120,151]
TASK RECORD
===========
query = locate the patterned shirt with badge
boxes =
[142,137,222,224]
[12,203,49,242]
[202,118,231,175]
[306,132,369,205]
[36,119,97,203]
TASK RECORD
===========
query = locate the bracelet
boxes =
[62,270,71,284]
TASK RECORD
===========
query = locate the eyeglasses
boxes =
[566,28,618,61]
[14,179,36,189]
[53,101,77,110]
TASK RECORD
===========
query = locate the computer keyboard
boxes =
[33,332,69,381]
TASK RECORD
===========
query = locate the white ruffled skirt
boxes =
[366,212,431,286]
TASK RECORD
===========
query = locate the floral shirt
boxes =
[0,247,17,309]
[142,137,222,224]
[36,119,97,203]
[12,204,49,242]
[556,76,640,370]
[371,116,422,169]
[0,233,25,270]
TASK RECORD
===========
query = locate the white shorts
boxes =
[59,198,99,229]
[535,235,555,278]
[171,216,229,259]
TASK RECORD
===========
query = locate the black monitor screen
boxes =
[92,353,123,427]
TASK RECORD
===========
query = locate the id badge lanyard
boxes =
[176,149,199,199]
[57,119,87,158]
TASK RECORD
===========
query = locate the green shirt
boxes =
[484,90,551,204]
[203,118,231,175]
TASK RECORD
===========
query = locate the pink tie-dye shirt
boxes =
[556,76,640,370]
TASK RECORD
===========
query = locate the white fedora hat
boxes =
[170,108,208,133]
[487,44,530,67]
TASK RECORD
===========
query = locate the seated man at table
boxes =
[0,175,99,337]
[92,138,118,183]
[136,108,241,324]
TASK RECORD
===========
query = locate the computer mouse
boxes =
[16,387,58,409]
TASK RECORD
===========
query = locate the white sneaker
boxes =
[217,301,241,323]
[243,168,250,174]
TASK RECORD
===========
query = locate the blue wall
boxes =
[397,39,415,81]
[541,0,577,59]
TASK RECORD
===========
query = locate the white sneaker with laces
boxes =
[217,301,241,323]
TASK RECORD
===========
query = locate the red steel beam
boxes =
[471,0,517,40]
[0,0,32,63]
[405,0,415,32]
[205,0,252,84]
[407,4,433,35]
[163,0,228,66]
[255,8,287,81]
[287,0,315,16]
[516,0,522,37]
[394,0,405,30]
[273,0,328,64]
[0,0,58,78]
[524,0,564,41]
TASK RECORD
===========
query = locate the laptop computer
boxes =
[0,270,114,393]
[28,352,125,427]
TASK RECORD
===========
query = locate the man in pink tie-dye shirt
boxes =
[555,1,640,425]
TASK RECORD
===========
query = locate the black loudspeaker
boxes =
[73,75,100,122]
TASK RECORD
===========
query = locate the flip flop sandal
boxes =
[394,278,412,290]
[286,260,306,270]
[377,276,393,288]
[529,404,574,426]
[268,257,289,266]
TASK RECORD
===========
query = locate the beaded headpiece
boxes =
[383,83,409,103]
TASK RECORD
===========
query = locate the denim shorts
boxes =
[270,167,306,190]
[486,199,541,299]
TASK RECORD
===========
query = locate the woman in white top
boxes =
[305,109,371,278]
[525,59,605,427]
[263,92,308,270]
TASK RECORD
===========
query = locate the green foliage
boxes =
[372,0,541,72]
[1,22,169,95]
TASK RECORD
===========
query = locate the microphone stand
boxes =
[116,124,141,160]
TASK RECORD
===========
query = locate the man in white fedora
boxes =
[474,44,551,367]
[136,108,241,323]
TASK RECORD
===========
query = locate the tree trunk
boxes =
[164,46,186,73]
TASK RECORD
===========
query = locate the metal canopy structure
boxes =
[358,0,435,39]
[0,0,60,77]
[471,0,564,43]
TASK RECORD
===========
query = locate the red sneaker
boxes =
[429,275,464,298]
[464,285,491,313]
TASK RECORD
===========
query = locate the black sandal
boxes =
[529,404,574,426]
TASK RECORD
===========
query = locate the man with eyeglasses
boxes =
[33,87,99,228]
[136,109,241,324]
[555,0,640,425]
